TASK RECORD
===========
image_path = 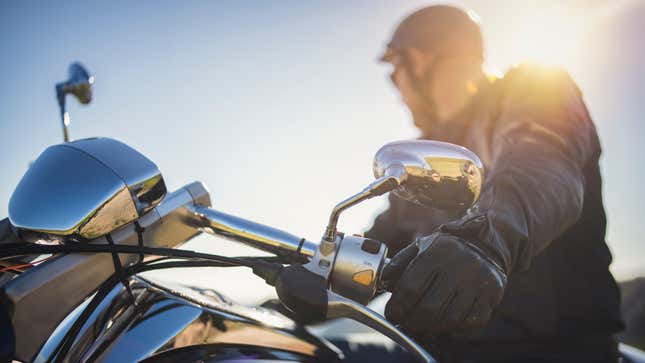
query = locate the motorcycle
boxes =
[0,63,643,363]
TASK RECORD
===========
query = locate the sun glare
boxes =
[527,17,577,65]
[509,11,584,68]
[482,1,619,74]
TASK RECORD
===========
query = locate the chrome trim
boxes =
[619,343,645,363]
[304,234,341,280]
[9,138,166,240]
[329,235,387,305]
[67,138,167,215]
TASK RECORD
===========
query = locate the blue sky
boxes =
[1,0,644,303]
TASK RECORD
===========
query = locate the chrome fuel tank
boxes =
[35,277,340,363]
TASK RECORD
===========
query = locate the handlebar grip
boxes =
[274,264,329,323]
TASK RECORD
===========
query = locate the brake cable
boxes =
[0,242,288,268]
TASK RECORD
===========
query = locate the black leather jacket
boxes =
[366,64,623,360]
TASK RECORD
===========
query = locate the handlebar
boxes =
[187,205,318,259]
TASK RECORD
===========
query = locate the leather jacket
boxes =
[365,63,623,360]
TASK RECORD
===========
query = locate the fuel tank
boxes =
[34,277,341,362]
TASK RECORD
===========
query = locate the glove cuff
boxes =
[438,214,512,275]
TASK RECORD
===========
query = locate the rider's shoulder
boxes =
[497,62,581,98]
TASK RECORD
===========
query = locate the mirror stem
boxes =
[56,83,71,142]
[61,110,71,143]
[323,175,402,242]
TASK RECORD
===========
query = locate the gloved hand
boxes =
[383,232,507,336]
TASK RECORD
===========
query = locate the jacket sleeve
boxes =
[441,64,599,273]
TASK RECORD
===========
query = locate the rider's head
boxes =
[380,5,485,133]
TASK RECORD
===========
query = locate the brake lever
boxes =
[267,264,434,363]
[325,290,435,363]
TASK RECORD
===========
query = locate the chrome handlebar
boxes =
[187,204,318,259]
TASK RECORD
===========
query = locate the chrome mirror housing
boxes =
[57,62,94,105]
[9,138,166,240]
[373,140,484,212]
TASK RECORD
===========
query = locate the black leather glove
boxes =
[383,231,507,336]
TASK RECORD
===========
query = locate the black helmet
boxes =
[380,5,483,62]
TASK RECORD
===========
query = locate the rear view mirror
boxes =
[57,62,94,105]
[373,140,484,212]
[56,62,94,142]
[322,139,484,243]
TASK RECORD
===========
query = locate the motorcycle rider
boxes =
[366,5,623,362]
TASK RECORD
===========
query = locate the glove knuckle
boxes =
[394,281,418,302]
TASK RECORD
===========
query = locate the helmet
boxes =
[380,5,483,62]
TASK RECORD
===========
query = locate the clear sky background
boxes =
[1,0,644,304]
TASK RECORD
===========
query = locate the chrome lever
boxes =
[325,290,435,363]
